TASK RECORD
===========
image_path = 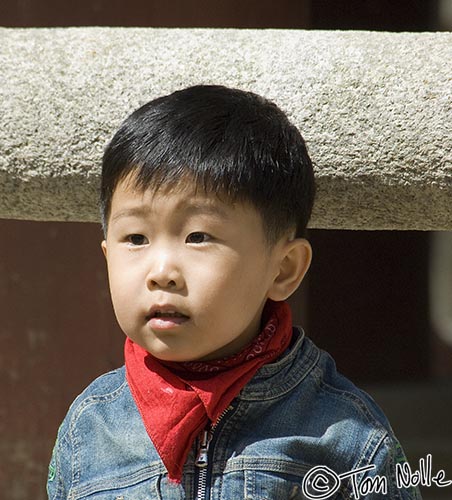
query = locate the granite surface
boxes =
[0,28,451,229]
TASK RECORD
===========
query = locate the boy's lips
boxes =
[146,304,190,330]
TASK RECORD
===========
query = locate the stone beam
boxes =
[0,28,451,230]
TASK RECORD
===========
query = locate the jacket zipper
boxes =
[194,406,233,500]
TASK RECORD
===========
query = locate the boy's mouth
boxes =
[146,305,189,328]
[152,311,186,318]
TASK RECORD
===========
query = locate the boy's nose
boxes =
[145,253,183,291]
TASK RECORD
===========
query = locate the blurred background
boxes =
[1,1,451,498]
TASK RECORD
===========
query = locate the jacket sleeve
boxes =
[47,419,72,500]
[357,434,423,500]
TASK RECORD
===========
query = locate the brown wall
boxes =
[0,220,124,496]
[307,229,431,383]
[0,0,310,28]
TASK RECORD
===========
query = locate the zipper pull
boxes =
[195,430,211,468]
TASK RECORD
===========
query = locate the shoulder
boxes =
[65,367,127,417]
[293,335,392,431]
[294,337,420,497]
[75,365,127,399]
[47,366,149,499]
[64,366,131,434]
[254,333,400,466]
[226,334,420,498]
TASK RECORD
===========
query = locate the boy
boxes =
[48,85,421,499]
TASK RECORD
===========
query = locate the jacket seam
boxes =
[317,376,388,433]
[67,375,129,493]
[239,337,321,401]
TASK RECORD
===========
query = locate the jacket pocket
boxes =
[68,472,162,500]
[220,458,347,500]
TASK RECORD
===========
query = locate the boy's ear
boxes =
[267,238,312,302]
[101,240,107,259]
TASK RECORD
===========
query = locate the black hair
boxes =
[100,85,315,243]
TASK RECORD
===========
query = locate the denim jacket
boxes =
[47,329,422,499]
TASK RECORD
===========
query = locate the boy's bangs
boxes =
[111,156,298,245]
[119,161,244,205]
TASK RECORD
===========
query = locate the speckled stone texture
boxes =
[0,28,451,229]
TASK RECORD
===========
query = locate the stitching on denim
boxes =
[223,457,312,476]
[65,369,128,496]
[240,334,321,401]
[70,464,164,498]
[48,437,63,500]
[319,378,387,432]
[348,427,386,470]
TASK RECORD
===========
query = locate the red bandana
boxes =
[124,299,292,482]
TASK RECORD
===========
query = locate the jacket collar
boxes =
[238,328,320,401]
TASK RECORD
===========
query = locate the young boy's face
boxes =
[102,174,303,362]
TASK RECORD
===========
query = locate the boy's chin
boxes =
[141,346,205,364]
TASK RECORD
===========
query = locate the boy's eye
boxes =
[186,232,210,244]
[127,234,148,246]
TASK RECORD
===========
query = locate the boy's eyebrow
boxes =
[110,206,151,224]
[178,200,231,220]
